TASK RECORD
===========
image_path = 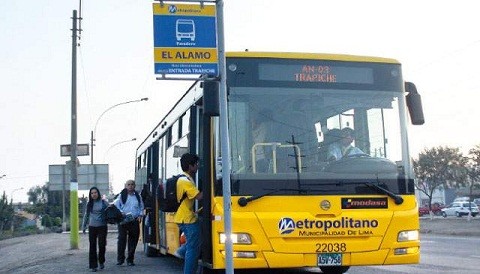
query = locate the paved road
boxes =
[0,232,183,273]
[1,217,479,273]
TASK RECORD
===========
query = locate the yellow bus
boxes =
[136,52,424,274]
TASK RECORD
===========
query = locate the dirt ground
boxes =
[419,216,480,237]
[0,217,479,273]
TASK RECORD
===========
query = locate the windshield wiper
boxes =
[365,183,404,205]
[238,188,306,207]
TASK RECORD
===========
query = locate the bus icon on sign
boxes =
[176,19,195,41]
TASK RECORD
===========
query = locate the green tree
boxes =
[0,191,14,233]
[465,145,480,200]
[25,184,68,225]
[27,185,48,204]
[41,214,53,227]
[413,146,466,214]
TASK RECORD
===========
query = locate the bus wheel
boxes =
[320,266,350,274]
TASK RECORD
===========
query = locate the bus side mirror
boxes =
[203,80,219,116]
[405,82,425,125]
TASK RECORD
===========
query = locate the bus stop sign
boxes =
[152,3,218,76]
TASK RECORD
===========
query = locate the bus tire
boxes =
[320,266,350,274]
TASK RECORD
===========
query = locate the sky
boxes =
[1,0,479,203]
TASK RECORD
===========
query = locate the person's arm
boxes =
[351,146,366,155]
[113,196,124,215]
[101,200,109,225]
[195,192,203,200]
[327,144,340,161]
[81,205,89,233]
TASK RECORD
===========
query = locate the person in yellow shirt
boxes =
[173,153,203,274]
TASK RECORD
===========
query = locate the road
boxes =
[1,218,479,273]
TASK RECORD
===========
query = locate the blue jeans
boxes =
[178,222,201,274]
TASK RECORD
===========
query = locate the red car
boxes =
[418,204,444,216]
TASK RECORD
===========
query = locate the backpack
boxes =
[105,204,123,224]
[158,174,187,212]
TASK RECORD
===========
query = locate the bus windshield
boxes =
[226,57,412,196]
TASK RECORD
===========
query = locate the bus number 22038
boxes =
[316,243,347,253]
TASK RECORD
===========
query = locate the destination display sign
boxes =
[152,3,218,75]
[258,63,374,84]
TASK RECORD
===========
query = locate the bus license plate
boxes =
[318,253,342,266]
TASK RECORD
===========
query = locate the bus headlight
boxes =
[397,230,419,242]
[219,233,252,244]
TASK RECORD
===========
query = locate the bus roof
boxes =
[226,51,400,64]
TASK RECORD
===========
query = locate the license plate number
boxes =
[318,253,342,266]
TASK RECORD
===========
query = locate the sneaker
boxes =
[99,263,105,269]
[173,250,184,259]
[127,262,135,266]
[90,268,97,272]
[116,261,124,266]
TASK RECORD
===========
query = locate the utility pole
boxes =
[70,9,80,249]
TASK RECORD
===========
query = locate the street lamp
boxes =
[90,98,148,164]
[103,138,137,162]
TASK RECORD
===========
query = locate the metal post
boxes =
[91,98,147,164]
[70,9,79,249]
[103,138,137,162]
[216,0,234,272]
[90,130,94,164]
[62,166,67,231]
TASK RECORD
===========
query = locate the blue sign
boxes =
[153,3,218,76]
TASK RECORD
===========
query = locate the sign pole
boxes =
[151,1,231,271]
[70,9,79,249]
[216,0,233,272]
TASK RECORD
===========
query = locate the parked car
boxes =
[473,198,480,207]
[441,202,479,217]
[453,197,470,203]
[418,204,444,216]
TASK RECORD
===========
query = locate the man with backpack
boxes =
[174,153,203,274]
[113,179,144,266]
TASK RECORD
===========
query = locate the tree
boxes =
[27,185,48,204]
[465,145,480,206]
[25,184,68,224]
[413,146,466,214]
[467,145,480,188]
[0,191,14,233]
